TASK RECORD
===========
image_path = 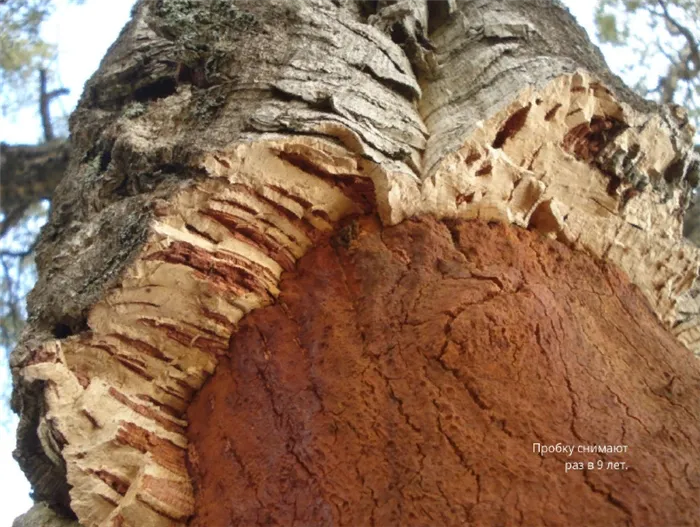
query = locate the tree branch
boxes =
[650,1,699,104]
[39,69,69,142]
[0,140,70,237]
[0,207,29,240]
[0,249,33,258]
[656,0,700,72]
[0,71,70,239]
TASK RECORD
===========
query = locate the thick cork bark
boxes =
[10,1,700,526]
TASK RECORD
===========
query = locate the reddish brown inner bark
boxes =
[187,216,700,527]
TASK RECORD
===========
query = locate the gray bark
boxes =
[9,0,698,524]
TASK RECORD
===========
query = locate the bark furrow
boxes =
[9,1,700,526]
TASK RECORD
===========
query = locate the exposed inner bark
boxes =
[19,139,375,526]
[14,78,700,527]
[10,1,700,526]
[188,216,700,527]
[416,72,700,350]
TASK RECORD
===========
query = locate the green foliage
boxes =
[596,12,623,43]
[0,0,84,116]
[0,0,55,113]
[594,0,700,130]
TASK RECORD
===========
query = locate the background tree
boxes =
[0,0,72,352]
[595,0,700,240]
[1,0,55,113]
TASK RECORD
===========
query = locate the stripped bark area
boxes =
[20,139,376,526]
[188,217,700,527]
[417,72,700,350]
[9,1,700,526]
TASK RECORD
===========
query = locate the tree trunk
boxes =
[10,1,700,526]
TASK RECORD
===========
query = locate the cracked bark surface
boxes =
[9,0,700,525]
[188,217,700,527]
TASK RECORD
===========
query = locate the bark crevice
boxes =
[9,1,700,526]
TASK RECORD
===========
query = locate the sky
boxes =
[0,1,634,524]
[1,0,139,144]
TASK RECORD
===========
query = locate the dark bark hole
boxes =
[269,85,297,103]
[112,174,132,198]
[52,323,73,339]
[544,103,562,121]
[606,175,622,196]
[359,0,379,18]
[492,104,532,149]
[456,192,475,205]
[664,158,685,184]
[176,63,210,89]
[390,22,409,46]
[563,116,627,162]
[99,148,112,173]
[475,162,492,177]
[626,143,641,161]
[52,317,89,339]
[428,0,455,34]
[134,77,177,103]
[464,149,481,166]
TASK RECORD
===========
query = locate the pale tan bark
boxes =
[10,1,699,526]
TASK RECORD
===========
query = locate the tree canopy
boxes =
[595,0,699,132]
[1,0,56,114]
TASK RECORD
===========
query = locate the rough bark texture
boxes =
[188,216,700,527]
[9,0,700,526]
